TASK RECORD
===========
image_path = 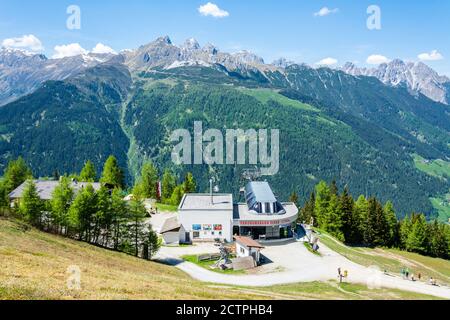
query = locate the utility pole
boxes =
[210,178,213,205]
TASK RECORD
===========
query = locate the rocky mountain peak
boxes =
[183,38,200,51]
[341,58,449,104]
[155,36,172,45]
[202,43,218,55]
[272,58,295,69]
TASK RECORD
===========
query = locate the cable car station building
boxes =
[178,181,298,243]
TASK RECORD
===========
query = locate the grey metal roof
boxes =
[245,181,277,204]
[233,202,298,224]
[179,194,233,211]
[9,180,102,201]
[160,216,181,234]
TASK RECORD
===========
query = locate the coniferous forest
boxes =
[293,181,450,260]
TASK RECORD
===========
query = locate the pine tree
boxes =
[399,216,412,250]
[69,184,97,242]
[314,181,331,228]
[52,169,60,181]
[92,186,110,244]
[110,188,128,250]
[4,157,32,193]
[142,225,161,260]
[127,199,148,257]
[299,192,315,225]
[289,191,299,205]
[19,180,43,227]
[329,180,339,196]
[383,201,398,246]
[323,193,344,241]
[170,185,185,206]
[428,220,449,258]
[363,197,377,246]
[405,213,428,254]
[0,180,8,215]
[373,198,390,246]
[183,172,197,193]
[100,156,124,189]
[134,161,158,199]
[161,169,176,203]
[354,195,368,244]
[339,186,355,243]
[50,177,74,235]
[80,160,97,182]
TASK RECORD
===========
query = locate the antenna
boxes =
[209,178,219,205]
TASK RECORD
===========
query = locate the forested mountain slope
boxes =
[0,56,449,219]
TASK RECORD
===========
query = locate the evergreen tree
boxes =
[289,191,299,205]
[134,161,158,199]
[79,160,97,182]
[3,157,32,193]
[354,195,368,244]
[19,180,43,227]
[52,169,60,181]
[405,213,428,254]
[69,184,97,242]
[92,186,110,244]
[339,186,355,243]
[161,169,176,203]
[0,180,8,215]
[110,188,128,250]
[323,193,344,241]
[127,199,148,257]
[373,198,390,246]
[170,185,185,206]
[399,216,412,250]
[329,180,339,196]
[314,181,331,228]
[428,220,449,258]
[299,192,315,225]
[50,177,74,235]
[100,156,124,189]
[383,201,398,246]
[183,172,197,193]
[363,197,377,246]
[142,225,162,260]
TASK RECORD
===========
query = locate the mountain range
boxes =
[1,36,449,220]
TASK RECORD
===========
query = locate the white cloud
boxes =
[316,57,338,66]
[1,34,44,52]
[92,43,116,54]
[52,43,87,59]
[314,7,339,17]
[367,54,390,65]
[198,2,229,18]
[418,50,443,61]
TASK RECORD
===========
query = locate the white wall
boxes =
[162,232,180,245]
[179,209,233,242]
[236,243,250,258]
[236,243,261,262]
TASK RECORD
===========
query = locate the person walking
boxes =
[338,268,343,283]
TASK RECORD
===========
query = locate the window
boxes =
[193,232,200,239]
[240,247,245,254]
[265,202,271,214]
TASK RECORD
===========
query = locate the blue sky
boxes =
[0,0,449,75]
